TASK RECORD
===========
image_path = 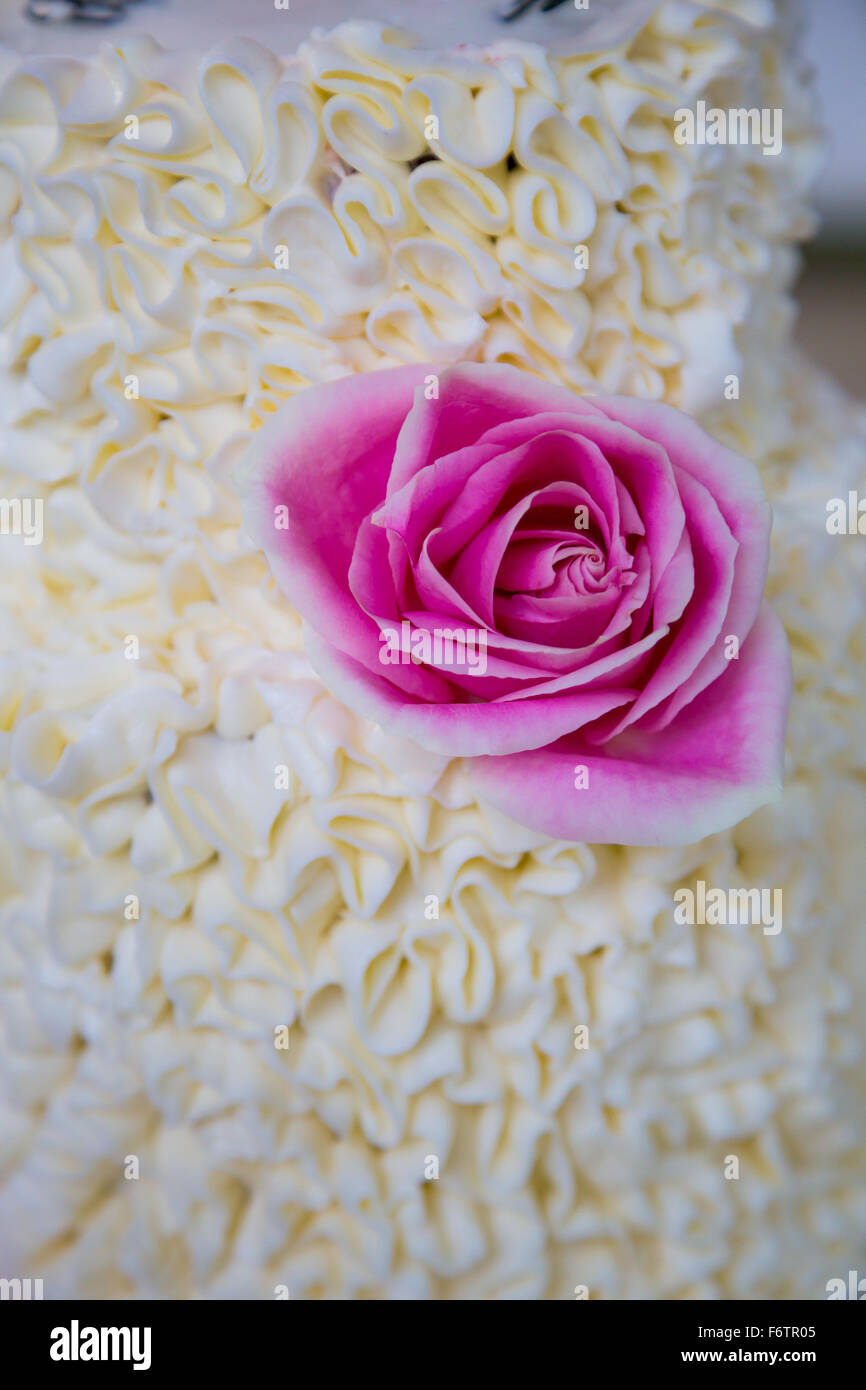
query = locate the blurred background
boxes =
[793,0,865,396]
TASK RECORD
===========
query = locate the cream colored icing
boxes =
[0,1,864,1300]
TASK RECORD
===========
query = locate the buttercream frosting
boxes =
[0,0,863,1299]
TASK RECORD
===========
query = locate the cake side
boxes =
[0,0,864,1301]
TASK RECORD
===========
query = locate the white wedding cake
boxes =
[0,0,864,1299]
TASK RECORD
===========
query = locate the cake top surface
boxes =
[1,0,663,55]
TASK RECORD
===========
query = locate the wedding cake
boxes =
[0,0,864,1300]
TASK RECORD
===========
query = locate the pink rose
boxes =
[239,363,790,846]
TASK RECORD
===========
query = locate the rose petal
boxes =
[388,361,605,495]
[239,366,424,668]
[472,604,790,845]
[592,396,771,728]
[303,626,637,757]
[594,466,737,739]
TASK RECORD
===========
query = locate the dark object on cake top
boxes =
[498,0,573,18]
[26,0,133,23]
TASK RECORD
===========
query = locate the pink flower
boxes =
[239,363,791,846]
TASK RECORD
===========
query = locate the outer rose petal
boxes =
[303,627,637,757]
[592,465,737,740]
[471,605,791,846]
[592,395,772,729]
[237,366,426,668]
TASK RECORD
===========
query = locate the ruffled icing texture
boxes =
[0,0,864,1298]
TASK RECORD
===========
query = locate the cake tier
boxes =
[0,0,864,1300]
[1,0,820,435]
